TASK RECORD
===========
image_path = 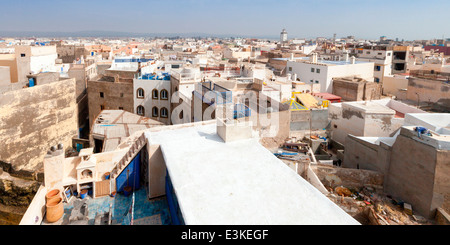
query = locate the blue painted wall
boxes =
[116,152,141,193]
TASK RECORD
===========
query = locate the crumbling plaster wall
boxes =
[0,78,78,175]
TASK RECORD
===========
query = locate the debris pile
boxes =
[327,185,433,225]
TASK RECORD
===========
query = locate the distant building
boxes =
[0,45,58,84]
[280,28,288,45]
[284,53,375,93]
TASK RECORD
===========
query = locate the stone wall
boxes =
[0,78,78,176]
[385,133,440,219]
[87,80,134,128]
[290,108,329,131]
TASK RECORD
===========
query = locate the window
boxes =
[100,92,104,98]
[100,105,105,110]
[152,89,158,99]
[366,51,371,54]
[137,106,145,116]
[160,89,168,100]
[119,107,123,110]
[21,53,26,57]
[387,53,391,56]
[375,66,381,71]
[137,88,144,98]
[120,93,124,98]
[310,80,313,83]
[375,78,380,83]
[288,67,292,71]
[316,68,320,73]
[311,68,315,72]
[378,52,383,55]
[152,107,158,117]
[315,80,319,84]
[160,107,168,118]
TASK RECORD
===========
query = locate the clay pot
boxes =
[45,197,64,223]
[45,189,61,202]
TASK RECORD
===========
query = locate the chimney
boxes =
[292,73,297,81]
[43,143,65,189]
[350,56,356,64]
[290,53,294,61]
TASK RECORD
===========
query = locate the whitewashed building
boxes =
[285,53,375,93]
[133,72,172,125]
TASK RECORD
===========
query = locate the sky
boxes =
[0,0,449,40]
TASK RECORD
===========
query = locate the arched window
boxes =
[160,107,168,118]
[137,88,144,98]
[152,89,159,99]
[152,107,159,117]
[137,105,145,116]
[160,89,168,100]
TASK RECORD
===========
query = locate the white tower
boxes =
[280,29,288,45]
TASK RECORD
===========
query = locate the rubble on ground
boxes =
[326,185,434,225]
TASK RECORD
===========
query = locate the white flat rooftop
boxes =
[145,122,359,225]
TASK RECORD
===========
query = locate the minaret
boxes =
[280,29,288,46]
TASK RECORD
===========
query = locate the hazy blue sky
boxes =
[1,0,449,40]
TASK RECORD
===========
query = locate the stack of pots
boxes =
[45,189,64,223]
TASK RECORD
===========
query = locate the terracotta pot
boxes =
[45,197,64,223]
[45,189,61,203]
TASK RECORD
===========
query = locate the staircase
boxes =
[110,133,147,181]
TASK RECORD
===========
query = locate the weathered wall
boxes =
[0,78,78,175]
[290,108,329,131]
[333,79,381,102]
[333,80,364,101]
[407,77,450,111]
[343,135,392,174]
[27,72,60,86]
[68,68,87,99]
[385,133,438,218]
[87,80,134,128]
[329,103,365,145]
[56,45,87,63]
[433,150,450,216]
